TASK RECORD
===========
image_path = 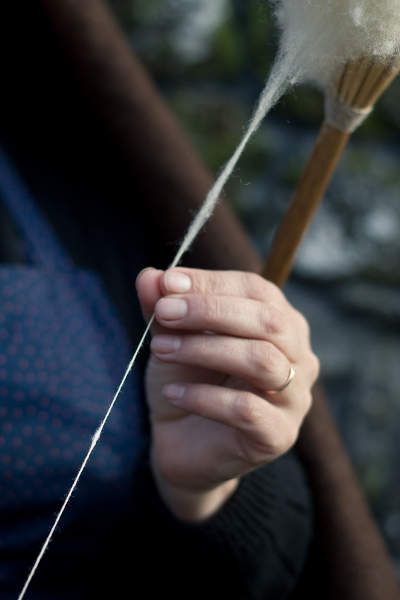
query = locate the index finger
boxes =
[162,268,286,304]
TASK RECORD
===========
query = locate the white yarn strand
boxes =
[172,60,294,267]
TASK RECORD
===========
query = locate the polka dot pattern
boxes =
[0,149,147,592]
[0,266,145,493]
[0,267,146,533]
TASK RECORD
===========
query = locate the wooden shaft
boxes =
[263,124,349,287]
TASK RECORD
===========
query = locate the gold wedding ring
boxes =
[268,365,296,395]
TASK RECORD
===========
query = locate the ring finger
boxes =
[151,333,299,401]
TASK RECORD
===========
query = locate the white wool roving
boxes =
[272,0,400,88]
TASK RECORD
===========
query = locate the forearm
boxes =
[152,459,239,522]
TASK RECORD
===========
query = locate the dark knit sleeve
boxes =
[131,451,313,600]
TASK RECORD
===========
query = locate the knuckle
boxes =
[191,270,214,296]
[248,341,270,373]
[263,342,281,374]
[236,441,266,466]
[265,280,284,302]
[312,354,321,379]
[291,307,308,330]
[264,280,285,305]
[200,295,219,325]
[196,336,210,358]
[303,391,313,414]
[270,424,299,456]
[242,271,262,291]
[296,391,313,417]
[242,272,270,298]
[233,393,260,425]
[293,308,310,337]
[286,424,300,450]
[308,352,320,381]
[237,417,300,465]
[242,272,285,304]
[297,311,311,337]
[260,304,285,336]
[181,334,203,359]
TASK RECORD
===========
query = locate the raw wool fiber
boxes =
[272,0,400,88]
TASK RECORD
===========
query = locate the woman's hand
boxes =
[136,268,319,522]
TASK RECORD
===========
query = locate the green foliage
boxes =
[241,1,276,79]
[208,18,245,79]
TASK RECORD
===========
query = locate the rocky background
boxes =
[109,0,400,571]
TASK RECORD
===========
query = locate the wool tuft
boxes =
[272,0,400,87]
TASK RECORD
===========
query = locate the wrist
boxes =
[152,466,239,523]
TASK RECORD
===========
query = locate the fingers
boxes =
[135,268,163,321]
[135,267,292,333]
[155,293,299,360]
[136,267,288,304]
[162,383,298,463]
[151,333,296,397]
[136,267,305,360]
[135,268,170,338]
[161,267,286,305]
[137,266,319,399]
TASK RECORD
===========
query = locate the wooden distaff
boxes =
[264,56,400,287]
[263,56,400,598]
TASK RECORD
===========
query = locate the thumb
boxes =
[135,267,164,323]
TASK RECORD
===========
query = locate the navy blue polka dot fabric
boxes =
[0,150,146,596]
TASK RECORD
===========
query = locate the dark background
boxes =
[109,0,400,572]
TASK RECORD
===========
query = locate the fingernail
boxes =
[135,267,158,287]
[151,335,182,354]
[164,270,192,293]
[163,384,186,403]
[157,298,188,320]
